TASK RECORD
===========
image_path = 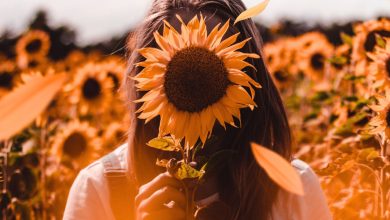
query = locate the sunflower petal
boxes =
[215,33,240,52]
[210,20,231,50]
[134,89,162,103]
[186,113,201,147]
[205,23,221,46]
[211,104,226,129]
[217,38,251,57]
[224,59,256,70]
[154,32,174,55]
[227,85,257,109]
[138,47,171,63]
[223,51,260,60]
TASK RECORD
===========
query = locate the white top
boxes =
[63,144,333,220]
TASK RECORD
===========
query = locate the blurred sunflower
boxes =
[16,30,50,61]
[367,37,390,90]
[64,50,87,67]
[296,33,334,81]
[16,55,50,71]
[270,67,295,90]
[331,44,351,71]
[264,41,286,72]
[368,88,390,139]
[65,62,113,115]
[352,19,390,76]
[133,14,261,147]
[0,59,18,97]
[97,58,125,93]
[102,122,127,152]
[264,38,298,76]
[296,32,328,50]
[50,120,101,168]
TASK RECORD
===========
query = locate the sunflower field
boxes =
[0,11,389,220]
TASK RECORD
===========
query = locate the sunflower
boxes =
[102,122,128,152]
[16,55,50,71]
[0,59,17,97]
[16,30,50,61]
[133,14,261,147]
[367,37,390,90]
[50,120,101,168]
[296,32,328,50]
[97,58,126,93]
[65,62,113,115]
[330,44,352,71]
[352,19,390,76]
[264,38,296,74]
[296,33,334,81]
[368,88,390,139]
[264,41,286,73]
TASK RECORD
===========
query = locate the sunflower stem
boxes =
[379,139,388,218]
[38,117,48,220]
[183,179,196,220]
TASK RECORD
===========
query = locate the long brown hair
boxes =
[123,0,292,219]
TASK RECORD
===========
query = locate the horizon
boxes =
[1,0,390,45]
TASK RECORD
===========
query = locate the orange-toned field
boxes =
[0,17,389,219]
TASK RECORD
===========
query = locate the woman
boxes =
[64,0,332,219]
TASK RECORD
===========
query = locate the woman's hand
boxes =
[135,172,186,220]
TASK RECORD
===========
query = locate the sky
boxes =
[1,0,390,45]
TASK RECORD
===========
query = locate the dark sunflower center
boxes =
[386,58,390,78]
[28,60,39,68]
[267,55,274,64]
[164,47,229,112]
[310,53,325,70]
[63,132,87,158]
[386,110,390,128]
[274,70,289,82]
[364,30,390,52]
[108,72,119,91]
[82,78,101,100]
[26,39,42,53]
[0,72,13,89]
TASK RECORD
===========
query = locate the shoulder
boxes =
[272,159,333,220]
[63,143,129,220]
[70,143,128,190]
[291,159,318,185]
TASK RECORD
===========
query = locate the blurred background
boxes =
[0,0,390,219]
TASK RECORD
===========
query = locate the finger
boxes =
[136,172,183,206]
[142,207,186,220]
[139,185,186,211]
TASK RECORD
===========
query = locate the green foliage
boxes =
[147,136,180,152]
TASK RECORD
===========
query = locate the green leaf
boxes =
[303,112,318,122]
[358,147,376,161]
[334,124,354,137]
[375,34,386,48]
[311,91,331,102]
[146,137,179,151]
[343,96,358,102]
[340,32,353,46]
[328,56,348,65]
[366,151,380,161]
[174,163,204,180]
[343,74,365,81]
[348,112,369,126]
